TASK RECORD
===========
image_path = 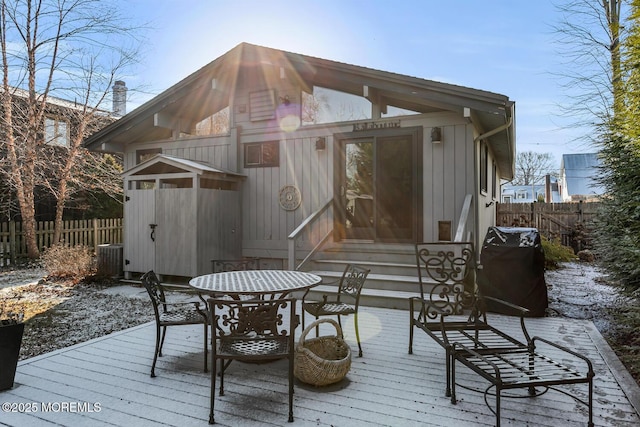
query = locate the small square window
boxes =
[45,117,69,147]
[244,141,279,168]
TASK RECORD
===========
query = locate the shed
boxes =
[122,154,245,277]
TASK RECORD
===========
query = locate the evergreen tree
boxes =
[594,0,640,294]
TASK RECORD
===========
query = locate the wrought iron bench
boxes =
[408,242,594,426]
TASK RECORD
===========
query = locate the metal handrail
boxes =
[287,197,333,271]
[454,194,473,242]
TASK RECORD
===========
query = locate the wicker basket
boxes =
[294,318,352,386]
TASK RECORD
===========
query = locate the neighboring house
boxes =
[84,43,515,279]
[501,176,561,203]
[0,84,125,221]
[558,153,604,202]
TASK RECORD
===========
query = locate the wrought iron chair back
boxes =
[212,257,260,273]
[302,263,370,357]
[337,263,369,303]
[211,258,262,300]
[207,297,296,424]
[140,271,208,377]
[415,242,476,318]
[142,270,168,314]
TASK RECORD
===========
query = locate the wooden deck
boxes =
[2,305,639,426]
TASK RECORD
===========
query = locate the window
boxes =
[516,191,527,200]
[128,180,155,190]
[480,142,488,193]
[244,141,279,168]
[160,178,193,189]
[503,196,512,203]
[302,86,370,125]
[45,117,69,146]
[492,162,497,199]
[193,106,230,136]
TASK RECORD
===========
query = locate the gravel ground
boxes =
[0,262,633,376]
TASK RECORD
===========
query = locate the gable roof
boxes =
[85,43,515,176]
[123,154,245,178]
[560,153,604,196]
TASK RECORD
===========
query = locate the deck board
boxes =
[2,305,639,426]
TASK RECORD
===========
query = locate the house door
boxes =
[335,132,419,242]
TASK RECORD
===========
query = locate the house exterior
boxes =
[84,43,515,279]
[501,176,561,203]
[558,153,604,202]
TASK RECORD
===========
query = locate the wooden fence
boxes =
[0,218,123,266]
[495,201,601,253]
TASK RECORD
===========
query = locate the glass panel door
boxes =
[376,135,414,241]
[344,140,374,240]
[336,132,418,242]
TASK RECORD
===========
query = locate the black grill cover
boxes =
[477,227,548,317]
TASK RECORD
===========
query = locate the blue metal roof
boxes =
[561,153,604,196]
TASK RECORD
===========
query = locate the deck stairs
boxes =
[298,242,424,310]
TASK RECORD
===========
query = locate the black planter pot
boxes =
[0,322,24,391]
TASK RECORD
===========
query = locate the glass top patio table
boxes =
[188,269,322,297]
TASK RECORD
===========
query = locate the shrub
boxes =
[40,244,95,280]
[541,236,577,270]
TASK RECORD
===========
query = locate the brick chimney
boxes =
[112,80,127,117]
[545,174,551,203]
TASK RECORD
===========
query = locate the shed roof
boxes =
[86,42,515,178]
[123,154,245,178]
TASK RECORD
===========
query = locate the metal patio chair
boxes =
[409,242,528,396]
[207,297,296,424]
[301,264,370,357]
[211,258,262,300]
[141,271,209,377]
[211,257,260,273]
[407,242,594,426]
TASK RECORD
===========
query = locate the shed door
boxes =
[124,186,156,274]
[155,186,194,277]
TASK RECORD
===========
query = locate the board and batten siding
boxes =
[390,113,476,243]
[196,186,242,273]
[123,188,155,274]
[123,131,238,172]
[155,187,197,277]
[422,122,475,242]
[122,114,494,266]
[241,132,332,259]
[240,115,479,257]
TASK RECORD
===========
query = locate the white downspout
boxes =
[472,115,514,251]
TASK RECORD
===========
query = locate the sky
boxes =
[117,0,601,167]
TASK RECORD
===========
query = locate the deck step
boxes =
[296,284,420,311]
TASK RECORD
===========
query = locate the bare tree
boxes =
[553,0,623,132]
[0,0,142,257]
[513,151,556,186]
